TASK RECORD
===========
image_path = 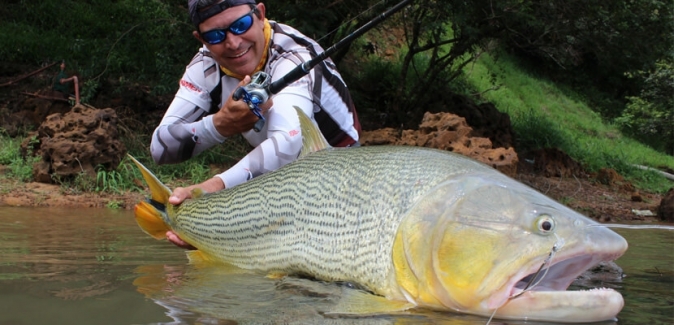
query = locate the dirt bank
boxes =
[0,152,667,225]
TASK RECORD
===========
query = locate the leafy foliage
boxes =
[267,0,384,63]
[0,0,196,95]
[617,58,674,154]
[3,0,669,132]
[0,133,39,182]
[343,0,509,128]
[482,0,674,117]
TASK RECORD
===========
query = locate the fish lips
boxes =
[487,238,628,322]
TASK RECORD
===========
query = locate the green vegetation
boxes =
[52,135,250,194]
[462,53,674,192]
[616,59,674,154]
[0,0,672,195]
[0,133,39,182]
[122,134,252,188]
[0,0,195,96]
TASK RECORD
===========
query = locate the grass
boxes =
[0,128,251,194]
[0,134,39,182]
[461,52,674,193]
[95,135,251,193]
[122,134,252,189]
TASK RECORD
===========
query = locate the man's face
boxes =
[194,3,266,77]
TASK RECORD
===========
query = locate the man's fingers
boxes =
[169,187,191,205]
[166,231,197,250]
[239,75,251,86]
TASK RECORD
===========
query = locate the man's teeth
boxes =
[232,48,249,58]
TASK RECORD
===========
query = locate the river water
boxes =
[0,207,671,325]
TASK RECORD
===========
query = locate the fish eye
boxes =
[535,214,555,234]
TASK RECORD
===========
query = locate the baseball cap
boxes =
[188,0,257,28]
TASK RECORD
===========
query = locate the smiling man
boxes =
[151,0,361,248]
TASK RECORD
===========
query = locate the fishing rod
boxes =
[233,0,414,131]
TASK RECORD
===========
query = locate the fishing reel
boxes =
[233,71,272,132]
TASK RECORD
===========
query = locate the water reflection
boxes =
[134,262,620,325]
[610,228,674,325]
[0,207,182,325]
[0,207,671,324]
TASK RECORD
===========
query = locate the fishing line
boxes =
[586,224,674,230]
[509,233,564,299]
[315,0,390,43]
[484,234,566,325]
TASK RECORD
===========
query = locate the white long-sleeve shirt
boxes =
[151,21,360,189]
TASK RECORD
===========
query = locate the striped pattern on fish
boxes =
[171,145,487,296]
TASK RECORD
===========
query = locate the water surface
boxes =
[0,207,671,324]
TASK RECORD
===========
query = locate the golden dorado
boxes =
[130,107,628,323]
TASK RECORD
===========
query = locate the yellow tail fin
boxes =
[127,154,171,204]
[134,201,171,239]
[127,154,173,239]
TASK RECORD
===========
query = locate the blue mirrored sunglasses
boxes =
[200,8,257,45]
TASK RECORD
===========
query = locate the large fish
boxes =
[130,107,628,323]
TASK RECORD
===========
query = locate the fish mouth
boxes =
[490,249,625,322]
[511,254,600,296]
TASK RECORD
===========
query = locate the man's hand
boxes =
[212,75,274,137]
[169,177,225,205]
[167,177,225,249]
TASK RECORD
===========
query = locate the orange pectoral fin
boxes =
[134,201,171,240]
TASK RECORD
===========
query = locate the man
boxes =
[151,0,361,247]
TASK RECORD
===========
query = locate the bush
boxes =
[0,0,196,96]
[616,59,674,154]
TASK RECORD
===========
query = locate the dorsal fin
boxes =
[294,106,332,158]
[127,154,172,205]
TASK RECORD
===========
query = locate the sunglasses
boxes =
[200,8,257,45]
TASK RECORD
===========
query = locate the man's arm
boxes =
[164,95,304,205]
[151,76,269,164]
[216,94,310,189]
[150,97,223,164]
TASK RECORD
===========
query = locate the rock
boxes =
[630,192,643,202]
[596,168,624,186]
[20,104,126,183]
[444,94,515,149]
[361,112,518,177]
[657,187,674,222]
[360,128,400,146]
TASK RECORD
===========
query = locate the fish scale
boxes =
[165,146,484,295]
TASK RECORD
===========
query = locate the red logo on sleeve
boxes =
[180,80,202,93]
[191,127,200,144]
[289,129,299,137]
